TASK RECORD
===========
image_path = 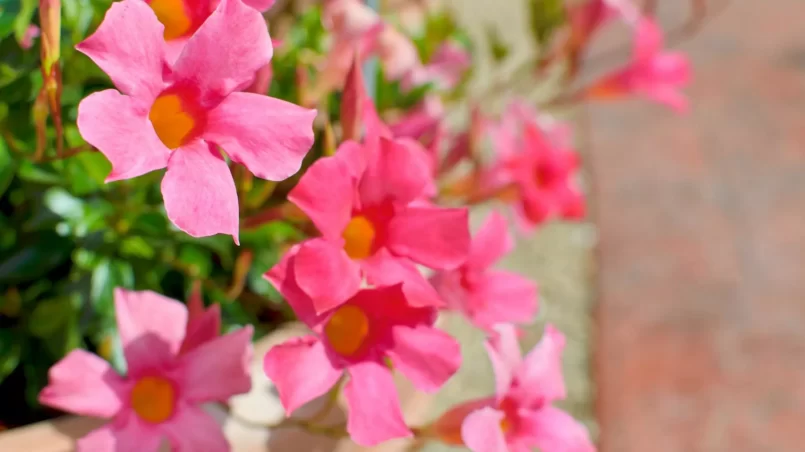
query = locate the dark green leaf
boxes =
[0,329,22,384]
[0,232,72,284]
[28,298,72,338]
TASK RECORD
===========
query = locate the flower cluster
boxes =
[29,0,693,451]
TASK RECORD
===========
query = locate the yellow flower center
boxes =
[130,376,176,424]
[149,0,193,41]
[324,305,370,356]
[149,93,197,150]
[342,216,376,260]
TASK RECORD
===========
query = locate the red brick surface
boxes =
[590,2,805,451]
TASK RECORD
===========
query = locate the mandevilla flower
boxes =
[263,284,461,446]
[484,103,585,231]
[432,324,594,452]
[145,0,277,61]
[39,289,254,451]
[584,17,692,113]
[180,283,221,353]
[431,212,538,331]
[76,0,316,242]
[270,128,470,314]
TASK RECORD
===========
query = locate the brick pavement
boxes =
[590,1,805,451]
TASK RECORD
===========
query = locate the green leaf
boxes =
[0,137,15,197]
[528,0,566,47]
[17,160,63,184]
[44,187,85,221]
[120,235,155,259]
[0,329,22,384]
[487,26,510,63]
[0,232,72,284]
[91,258,134,315]
[13,0,37,44]
[28,298,72,338]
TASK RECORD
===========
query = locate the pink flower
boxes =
[430,212,538,331]
[433,325,594,452]
[144,0,277,62]
[266,128,470,314]
[39,289,254,452]
[484,103,585,231]
[584,17,691,113]
[389,95,445,141]
[263,284,461,446]
[404,40,471,91]
[180,283,221,353]
[76,0,316,242]
[20,25,40,50]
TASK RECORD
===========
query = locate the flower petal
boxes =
[484,324,522,401]
[76,90,170,182]
[264,245,321,327]
[362,250,444,307]
[461,407,509,452]
[161,141,239,242]
[471,271,538,330]
[78,416,163,452]
[172,0,273,106]
[468,212,514,270]
[288,153,356,240]
[640,85,690,114]
[75,0,165,99]
[387,206,470,269]
[263,336,342,415]
[178,326,253,403]
[511,324,567,407]
[180,304,221,354]
[39,350,126,418]
[432,398,496,446]
[344,360,411,446]
[387,325,461,393]
[358,137,431,206]
[114,289,187,376]
[293,238,362,314]
[519,406,595,452]
[243,0,276,11]
[160,402,229,452]
[204,92,316,181]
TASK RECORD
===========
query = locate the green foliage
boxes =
[528,0,566,48]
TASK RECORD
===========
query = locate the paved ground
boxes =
[589,1,805,451]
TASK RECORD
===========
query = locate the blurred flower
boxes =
[583,17,692,113]
[263,284,460,446]
[39,289,253,452]
[404,40,471,91]
[389,95,445,141]
[433,324,594,452]
[76,0,315,242]
[145,0,277,62]
[483,102,585,231]
[266,126,470,314]
[245,39,284,95]
[180,283,221,353]
[19,25,40,50]
[431,212,538,332]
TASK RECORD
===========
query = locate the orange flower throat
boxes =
[149,0,193,41]
[149,93,199,150]
[342,215,376,260]
[130,376,176,423]
[324,305,370,356]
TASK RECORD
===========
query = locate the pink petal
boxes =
[388,206,470,269]
[468,212,514,270]
[178,326,253,403]
[204,92,316,181]
[78,416,163,452]
[511,325,567,407]
[519,406,595,452]
[432,398,496,445]
[460,407,509,452]
[387,325,461,393]
[651,53,692,86]
[76,90,169,182]
[359,137,431,206]
[362,250,444,307]
[471,271,538,330]
[114,289,187,376]
[293,239,362,314]
[264,245,321,326]
[161,402,229,452]
[341,55,367,142]
[75,0,166,99]
[633,17,663,61]
[161,141,239,242]
[172,0,272,106]
[39,350,126,418]
[288,154,356,240]
[641,85,690,114]
[263,336,342,415]
[484,324,522,401]
[243,0,276,11]
[181,304,221,353]
[344,360,412,446]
